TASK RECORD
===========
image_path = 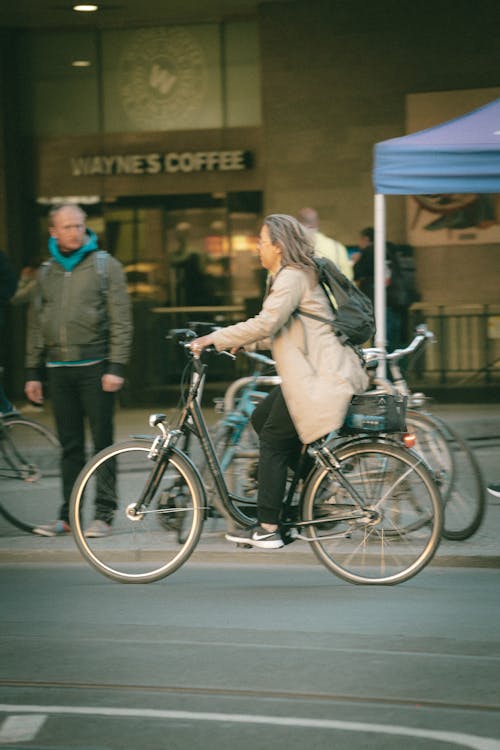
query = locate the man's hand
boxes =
[102,373,125,392]
[25,380,44,404]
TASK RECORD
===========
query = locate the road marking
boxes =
[1,704,500,749]
[0,714,46,743]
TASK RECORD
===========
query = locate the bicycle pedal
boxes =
[236,542,253,549]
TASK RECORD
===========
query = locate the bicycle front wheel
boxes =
[301,440,443,585]
[0,415,61,534]
[407,411,486,540]
[70,440,204,583]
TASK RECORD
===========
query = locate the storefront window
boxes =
[82,194,263,308]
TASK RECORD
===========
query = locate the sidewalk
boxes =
[1,402,499,569]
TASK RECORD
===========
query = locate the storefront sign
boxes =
[70,150,253,176]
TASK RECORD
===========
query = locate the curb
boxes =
[1,543,499,570]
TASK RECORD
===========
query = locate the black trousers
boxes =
[250,386,307,525]
[48,363,116,523]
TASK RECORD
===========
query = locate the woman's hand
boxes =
[189,333,216,355]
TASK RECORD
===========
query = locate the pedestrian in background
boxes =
[11,258,41,306]
[0,249,18,414]
[353,226,412,352]
[11,258,43,412]
[25,204,133,537]
[297,207,353,280]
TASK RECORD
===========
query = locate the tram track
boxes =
[1,678,499,714]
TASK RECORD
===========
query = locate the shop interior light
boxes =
[37,195,101,205]
[72,60,92,67]
[73,4,99,12]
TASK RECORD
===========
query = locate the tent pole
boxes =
[374,193,387,378]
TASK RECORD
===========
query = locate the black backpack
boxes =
[297,256,376,347]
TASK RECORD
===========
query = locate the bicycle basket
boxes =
[341,393,407,434]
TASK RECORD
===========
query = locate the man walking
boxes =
[25,203,133,537]
[297,207,353,280]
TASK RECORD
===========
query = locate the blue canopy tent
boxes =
[372,98,500,367]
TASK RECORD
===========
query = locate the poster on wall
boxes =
[406,88,500,246]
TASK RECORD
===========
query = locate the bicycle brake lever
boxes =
[167,328,197,341]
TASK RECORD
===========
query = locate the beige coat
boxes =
[211,266,368,444]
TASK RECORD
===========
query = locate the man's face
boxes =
[50,207,87,253]
[359,234,371,250]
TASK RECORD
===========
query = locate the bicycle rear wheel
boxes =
[0,415,61,534]
[406,410,486,540]
[70,440,204,583]
[301,440,443,585]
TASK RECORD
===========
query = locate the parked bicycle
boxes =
[365,324,486,541]
[70,328,443,586]
[212,325,485,542]
[0,410,61,533]
[204,349,279,523]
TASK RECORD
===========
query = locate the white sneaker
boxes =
[225,524,284,549]
[84,519,112,538]
[33,520,71,536]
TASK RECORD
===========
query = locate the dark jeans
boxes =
[251,386,309,525]
[386,307,403,354]
[48,363,116,524]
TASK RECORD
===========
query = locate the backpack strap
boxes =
[93,249,109,300]
[39,260,52,281]
[295,306,366,365]
[38,251,109,299]
[295,307,348,345]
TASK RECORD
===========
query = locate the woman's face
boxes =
[258,224,282,274]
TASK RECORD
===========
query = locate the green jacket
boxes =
[26,250,132,380]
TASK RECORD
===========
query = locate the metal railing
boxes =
[123,301,500,404]
[407,303,500,386]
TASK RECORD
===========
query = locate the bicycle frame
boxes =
[129,348,391,540]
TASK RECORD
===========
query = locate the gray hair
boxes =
[264,213,317,281]
[48,203,87,227]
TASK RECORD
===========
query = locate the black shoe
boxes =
[225,524,284,549]
[487,483,500,498]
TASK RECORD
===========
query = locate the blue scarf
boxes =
[48,229,99,271]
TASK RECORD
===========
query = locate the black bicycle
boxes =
[0,411,61,533]
[69,329,443,585]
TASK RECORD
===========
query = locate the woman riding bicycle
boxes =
[190,213,368,549]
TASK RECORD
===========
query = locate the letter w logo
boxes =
[149,64,177,95]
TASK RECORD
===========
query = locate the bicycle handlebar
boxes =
[182,342,236,360]
[168,328,274,366]
[387,324,435,363]
[363,324,435,365]
[242,351,276,367]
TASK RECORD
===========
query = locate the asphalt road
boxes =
[1,563,499,749]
